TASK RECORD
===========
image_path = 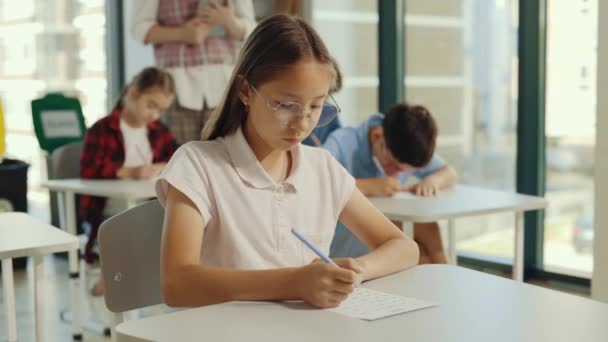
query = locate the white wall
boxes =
[122,1,155,82]
[592,0,608,302]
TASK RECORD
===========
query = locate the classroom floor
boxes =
[0,256,110,341]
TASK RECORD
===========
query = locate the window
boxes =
[544,0,597,278]
[404,0,519,262]
[0,0,107,218]
[311,0,378,125]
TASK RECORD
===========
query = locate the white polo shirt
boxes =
[155,127,355,269]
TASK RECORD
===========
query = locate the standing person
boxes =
[132,0,256,144]
[155,15,419,308]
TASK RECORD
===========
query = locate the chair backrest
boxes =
[31,92,86,154]
[98,199,164,313]
[49,141,82,179]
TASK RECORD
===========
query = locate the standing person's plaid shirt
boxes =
[153,0,240,69]
[79,108,178,262]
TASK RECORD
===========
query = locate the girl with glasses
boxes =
[154,15,419,309]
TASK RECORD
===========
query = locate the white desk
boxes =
[369,185,547,281]
[0,212,78,342]
[115,265,608,342]
[42,178,157,338]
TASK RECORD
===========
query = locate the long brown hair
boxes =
[111,67,175,113]
[201,15,339,141]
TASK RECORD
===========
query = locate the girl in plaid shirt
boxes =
[80,67,178,295]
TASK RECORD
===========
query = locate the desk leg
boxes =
[514,212,524,281]
[33,255,46,342]
[2,258,18,342]
[111,312,124,342]
[448,219,457,265]
[65,192,83,339]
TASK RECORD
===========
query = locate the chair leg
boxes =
[110,312,124,342]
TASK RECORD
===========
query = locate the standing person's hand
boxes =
[181,17,211,45]
[198,0,236,28]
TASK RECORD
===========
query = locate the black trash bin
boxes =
[0,158,30,270]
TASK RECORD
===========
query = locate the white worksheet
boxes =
[328,287,436,321]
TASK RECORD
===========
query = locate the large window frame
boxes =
[378,0,590,290]
[108,0,592,290]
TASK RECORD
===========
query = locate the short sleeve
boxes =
[155,143,214,224]
[414,154,447,179]
[131,0,159,44]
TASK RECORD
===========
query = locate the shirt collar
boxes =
[222,126,304,191]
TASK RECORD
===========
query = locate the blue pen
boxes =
[291,228,359,287]
[291,228,336,264]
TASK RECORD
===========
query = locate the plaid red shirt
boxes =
[79,108,177,261]
[154,0,239,68]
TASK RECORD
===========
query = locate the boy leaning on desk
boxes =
[323,103,458,264]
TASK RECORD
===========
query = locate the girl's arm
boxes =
[161,184,358,308]
[338,188,420,281]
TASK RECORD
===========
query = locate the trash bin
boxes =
[0,158,30,270]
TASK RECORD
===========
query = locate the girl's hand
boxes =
[310,257,366,285]
[332,258,366,284]
[198,0,236,28]
[293,262,358,308]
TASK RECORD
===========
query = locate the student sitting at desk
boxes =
[80,67,178,295]
[155,15,419,309]
[324,103,458,264]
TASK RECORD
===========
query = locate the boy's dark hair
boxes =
[382,102,438,167]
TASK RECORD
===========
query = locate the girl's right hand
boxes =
[293,263,358,308]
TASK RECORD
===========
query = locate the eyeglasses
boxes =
[249,83,341,127]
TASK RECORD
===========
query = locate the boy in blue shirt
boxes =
[324,103,458,264]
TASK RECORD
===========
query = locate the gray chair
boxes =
[48,141,83,230]
[49,141,82,179]
[51,141,114,337]
[98,199,164,333]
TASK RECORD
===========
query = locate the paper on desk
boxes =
[327,287,436,321]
